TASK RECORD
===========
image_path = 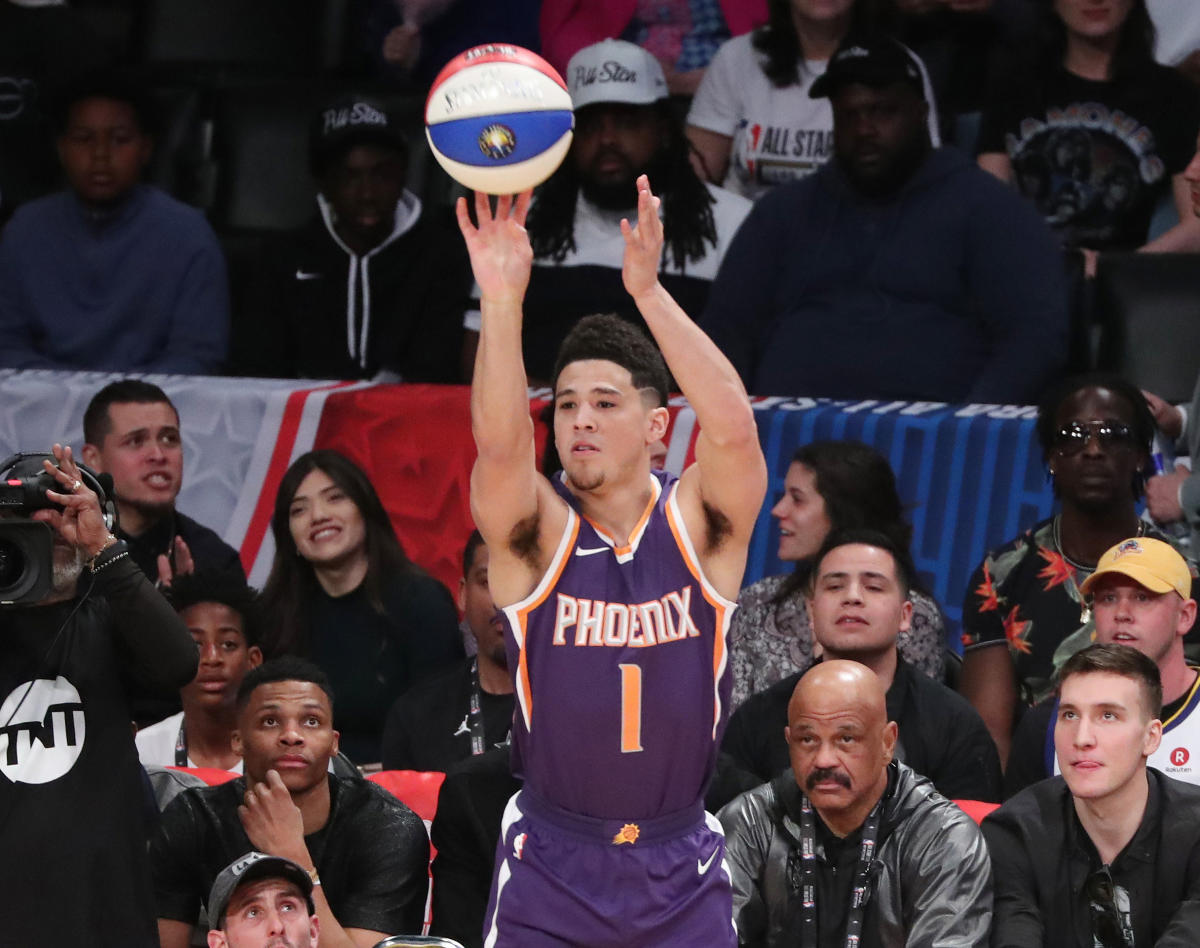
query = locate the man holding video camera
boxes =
[0,443,197,946]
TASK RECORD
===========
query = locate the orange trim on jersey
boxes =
[582,477,659,557]
[519,515,581,615]
[511,515,581,732]
[516,612,534,730]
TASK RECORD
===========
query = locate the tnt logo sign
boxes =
[0,677,86,785]
[1172,747,1190,767]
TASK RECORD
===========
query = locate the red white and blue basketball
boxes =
[425,44,575,195]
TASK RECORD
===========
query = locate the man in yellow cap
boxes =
[1005,537,1200,796]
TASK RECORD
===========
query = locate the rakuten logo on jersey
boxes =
[0,677,86,784]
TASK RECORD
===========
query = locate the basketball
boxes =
[425,44,575,195]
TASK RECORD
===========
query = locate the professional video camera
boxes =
[0,453,116,605]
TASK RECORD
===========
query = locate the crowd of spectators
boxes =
[4,0,1200,946]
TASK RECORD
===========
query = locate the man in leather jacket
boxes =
[719,661,992,947]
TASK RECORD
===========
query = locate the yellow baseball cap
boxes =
[1080,537,1193,601]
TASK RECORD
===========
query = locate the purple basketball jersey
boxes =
[502,471,736,820]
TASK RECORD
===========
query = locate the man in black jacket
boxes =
[719,660,992,947]
[82,379,244,587]
[0,444,198,945]
[234,95,471,382]
[984,643,1200,947]
[723,528,1002,802]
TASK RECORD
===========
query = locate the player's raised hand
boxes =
[456,189,533,304]
[621,174,664,301]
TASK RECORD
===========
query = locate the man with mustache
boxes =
[381,530,514,771]
[719,660,992,947]
[462,37,752,384]
[151,657,430,948]
[723,528,1002,802]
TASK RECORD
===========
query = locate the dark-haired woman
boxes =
[960,373,1195,766]
[977,0,1200,260]
[729,440,945,707]
[261,450,462,763]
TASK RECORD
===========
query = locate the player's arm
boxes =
[621,176,766,584]
[457,190,564,601]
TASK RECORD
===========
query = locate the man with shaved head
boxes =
[719,660,992,947]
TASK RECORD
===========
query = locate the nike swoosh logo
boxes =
[575,546,609,557]
[698,847,720,875]
[295,270,323,280]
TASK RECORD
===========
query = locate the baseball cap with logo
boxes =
[809,34,925,100]
[1080,537,1194,601]
[207,851,315,929]
[308,96,409,176]
[566,39,669,111]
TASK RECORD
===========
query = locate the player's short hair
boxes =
[1057,643,1162,720]
[83,379,178,445]
[236,656,334,711]
[167,570,262,647]
[807,527,913,599]
[462,529,485,580]
[552,313,670,408]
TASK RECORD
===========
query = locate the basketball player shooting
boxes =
[457,175,767,947]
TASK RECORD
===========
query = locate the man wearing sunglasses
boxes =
[1005,537,1200,797]
[960,373,1197,766]
[983,643,1200,947]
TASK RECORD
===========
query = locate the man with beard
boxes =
[700,33,1069,404]
[0,444,197,945]
[81,379,244,587]
[381,530,514,770]
[463,38,752,384]
[719,661,992,947]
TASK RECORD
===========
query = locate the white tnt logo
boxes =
[0,677,86,785]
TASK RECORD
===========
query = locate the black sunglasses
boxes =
[1086,867,1125,948]
[1053,421,1137,455]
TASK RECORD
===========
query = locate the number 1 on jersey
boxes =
[618,663,644,753]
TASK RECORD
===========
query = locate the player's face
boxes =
[554,359,667,494]
[321,143,406,251]
[287,468,368,572]
[808,543,912,661]
[86,401,183,514]
[786,691,896,819]
[459,542,506,667]
[1184,131,1200,219]
[771,462,831,561]
[1049,386,1144,512]
[234,681,338,792]
[180,602,263,714]
[1055,0,1133,42]
[209,878,318,948]
[1091,575,1194,664]
[572,104,665,207]
[57,96,152,207]
[1055,671,1160,803]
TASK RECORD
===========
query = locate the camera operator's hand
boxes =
[34,444,114,559]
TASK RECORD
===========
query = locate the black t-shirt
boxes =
[723,656,1003,802]
[380,656,514,772]
[978,61,1200,250]
[150,773,429,935]
[120,509,245,585]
